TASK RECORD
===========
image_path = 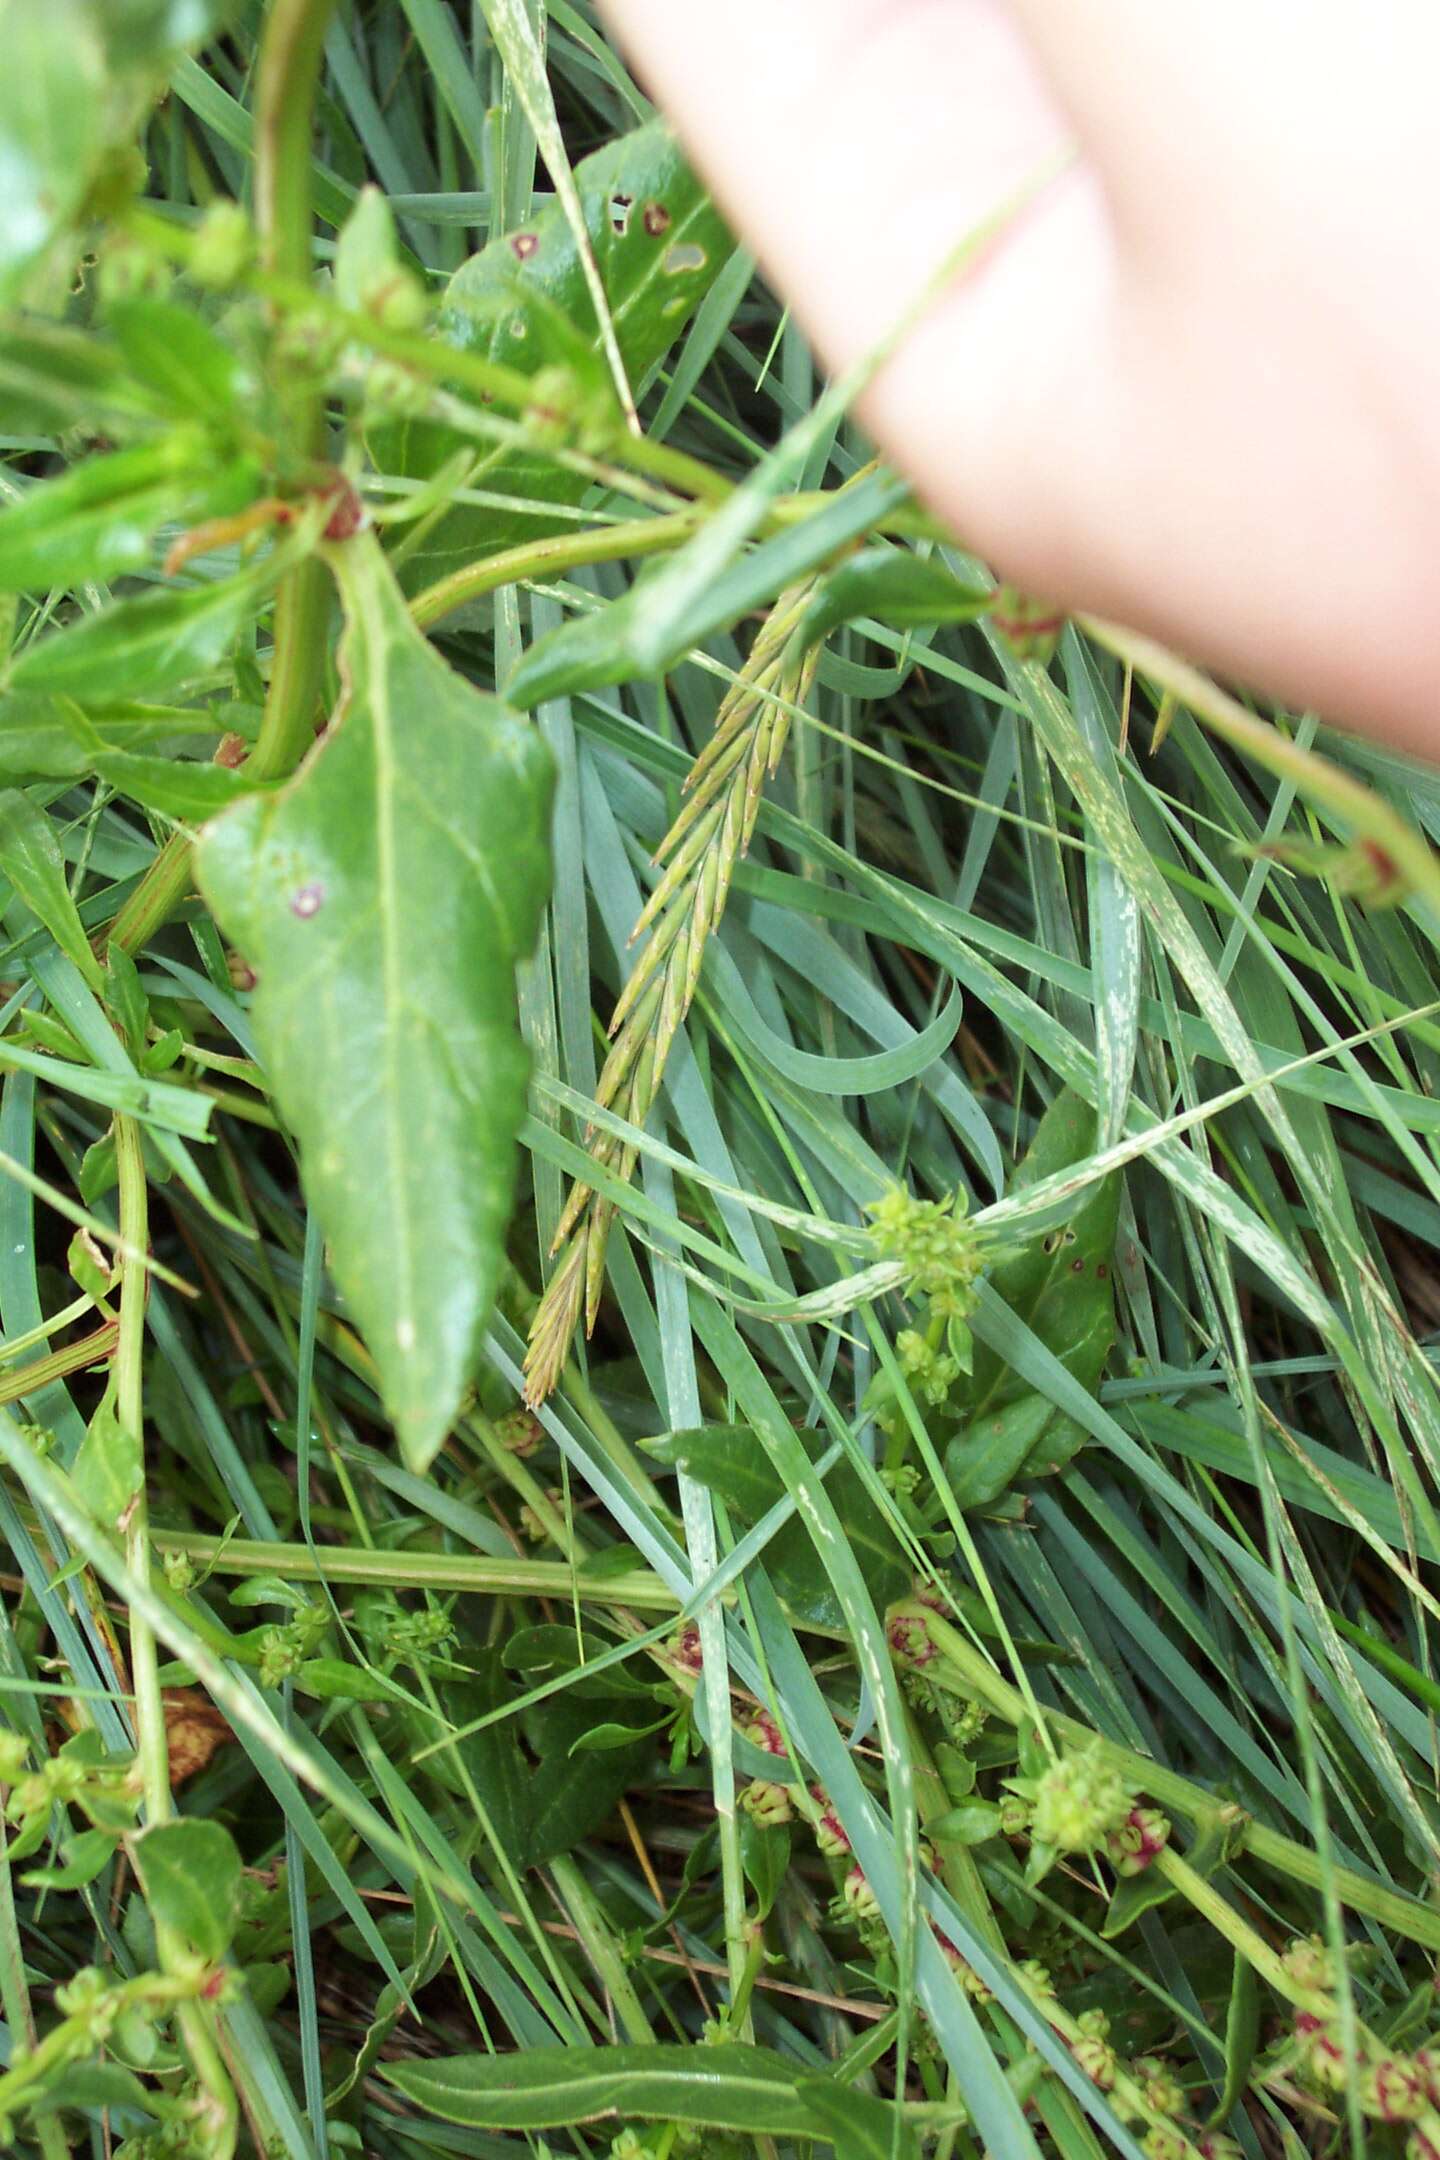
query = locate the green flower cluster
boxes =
[1013,1741,1136,1854]
[866,1184,989,1323]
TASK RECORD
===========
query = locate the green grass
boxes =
[1,4,1440,2158]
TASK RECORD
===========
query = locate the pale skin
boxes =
[598,0,1440,757]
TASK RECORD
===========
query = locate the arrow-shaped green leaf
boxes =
[196,531,552,1468]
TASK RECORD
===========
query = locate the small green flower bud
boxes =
[1018,1959,1055,2000]
[887,1610,938,1667]
[738,1777,792,1827]
[1106,1804,1172,1877]
[55,1964,118,2042]
[163,1549,196,1592]
[1294,2011,1350,2090]
[1072,2033,1117,2090]
[744,1711,786,1758]
[1281,1933,1334,1993]
[1131,2058,1185,2118]
[496,1410,543,1457]
[811,1791,851,1859]
[998,1792,1032,1837]
[1030,1743,1136,1853]
[190,201,253,290]
[1362,2057,1428,2124]
[840,1865,881,1927]
[258,1626,298,1690]
[866,1185,989,1317]
[936,1934,992,2002]
[1141,2129,1189,2160]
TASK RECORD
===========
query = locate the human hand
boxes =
[598,0,1440,754]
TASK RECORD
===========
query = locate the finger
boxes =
[597,0,1112,554]
[599,0,1085,375]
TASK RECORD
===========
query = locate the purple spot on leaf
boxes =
[292,882,326,919]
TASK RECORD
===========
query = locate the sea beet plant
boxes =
[0,4,1439,2158]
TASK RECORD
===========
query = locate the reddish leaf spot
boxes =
[510,232,539,261]
[1359,836,1402,895]
[322,482,365,542]
[291,883,326,920]
[642,201,671,236]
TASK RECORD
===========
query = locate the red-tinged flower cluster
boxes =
[887,1610,938,1666]
[1105,1803,1172,1877]
[744,1710,786,1757]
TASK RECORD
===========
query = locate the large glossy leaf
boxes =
[196,531,552,1469]
[383,2042,913,2148]
[646,1424,909,1629]
[376,120,730,593]
[944,1090,1119,1509]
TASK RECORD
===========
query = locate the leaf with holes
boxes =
[376,120,730,596]
[944,1090,1119,1509]
[195,530,552,1470]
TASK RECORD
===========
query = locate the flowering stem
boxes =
[889,1600,1440,1953]
[116,1119,240,2156]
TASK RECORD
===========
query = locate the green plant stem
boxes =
[1080,614,1440,913]
[255,0,341,285]
[725,1918,769,2034]
[115,1118,167,1824]
[409,511,703,629]
[0,1815,69,2160]
[548,1852,655,2043]
[892,1600,1440,1953]
[1155,1847,1314,2009]
[107,834,194,956]
[407,492,948,633]
[149,1526,680,1607]
[251,0,341,788]
[116,1117,240,2156]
